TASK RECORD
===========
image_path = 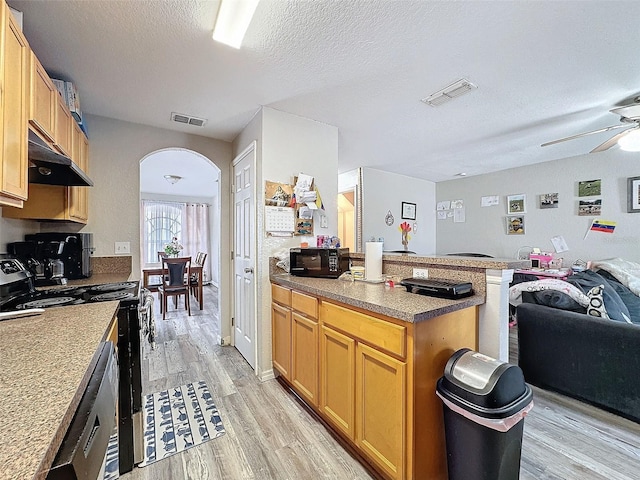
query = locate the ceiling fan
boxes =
[542,99,640,152]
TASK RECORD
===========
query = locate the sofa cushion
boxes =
[521,290,587,313]
[509,278,589,307]
[567,270,631,323]
[596,269,640,324]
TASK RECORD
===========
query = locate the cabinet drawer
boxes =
[271,283,291,307]
[292,290,318,319]
[320,302,406,359]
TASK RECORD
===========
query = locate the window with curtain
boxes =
[141,200,211,280]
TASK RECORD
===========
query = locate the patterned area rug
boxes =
[139,381,226,467]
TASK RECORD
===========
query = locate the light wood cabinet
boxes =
[356,342,406,480]
[0,1,29,206]
[290,290,319,406]
[271,281,478,480]
[320,324,355,440]
[2,118,90,223]
[271,285,320,408]
[68,123,89,222]
[53,90,72,156]
[29,51,56,143]
[271,301,291,380]
[321,301,406,480]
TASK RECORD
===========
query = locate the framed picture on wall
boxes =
[401,202,416,220]
[507,194,526,214]
[628,176,640,213]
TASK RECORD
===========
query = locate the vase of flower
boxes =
[164,237,183,257]
[399,222,412,251]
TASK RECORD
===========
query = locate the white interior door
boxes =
[232,143,256,369]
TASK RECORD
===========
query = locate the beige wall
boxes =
[233,107,339,380]
[436,149,640,264]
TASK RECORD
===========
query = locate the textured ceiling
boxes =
[9,0,640,183]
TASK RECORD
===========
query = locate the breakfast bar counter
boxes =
[271,273,484,322]
[0,301,119,480]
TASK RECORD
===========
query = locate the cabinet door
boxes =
[356,342,406,480]
[271,302,291,380]
[68,123,88,222]
[0,3,29,202]
[291,312,318,406]
[54,92,72,156]
[29,52,56,142]
[320,325,355,440]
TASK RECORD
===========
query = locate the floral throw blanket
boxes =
[591,258,640,297]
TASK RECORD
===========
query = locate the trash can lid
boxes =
[439,348,528,411]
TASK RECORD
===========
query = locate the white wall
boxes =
[436,149,640,264]
[0,217,39,250]
[233,107,339,379]
[361,167,436,254]
[338,167,437,254]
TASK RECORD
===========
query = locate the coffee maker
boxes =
[7,240,67,286]
[24,232,93,279]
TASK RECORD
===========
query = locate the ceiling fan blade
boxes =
[541,124,628,147]
[590,127,635,153]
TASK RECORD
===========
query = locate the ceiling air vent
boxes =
[170,112,207,127]
[421,78,477,107]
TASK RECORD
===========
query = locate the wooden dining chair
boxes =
[190,252,207,301]
[158,256,191,320]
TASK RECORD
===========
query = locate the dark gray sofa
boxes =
[516,302,640,423]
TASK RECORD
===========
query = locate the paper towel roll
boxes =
[365,242,383,281]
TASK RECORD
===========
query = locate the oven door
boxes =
[47,342,118,480]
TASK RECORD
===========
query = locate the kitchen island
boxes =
[0,301,119,480]
[270,272,482,480]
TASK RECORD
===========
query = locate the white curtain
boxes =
[141,201,210,280]
[184,203,211,282]
[141,200,183,266]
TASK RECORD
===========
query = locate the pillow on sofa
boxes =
[586,285,610,319]
[509,278,589,307]
[521,290,587,312]
[596,269,640,324]
[568,270,631,323]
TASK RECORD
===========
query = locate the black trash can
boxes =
[436,348,533,480]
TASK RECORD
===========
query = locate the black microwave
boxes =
[290,247,349,278]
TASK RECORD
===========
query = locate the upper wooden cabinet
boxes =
[0,1,29,206]
[68,123,89,222]
[29,51,56,143]
[53,90,72,156]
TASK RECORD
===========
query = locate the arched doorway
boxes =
[139,148,221,333]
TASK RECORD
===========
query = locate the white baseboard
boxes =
[217,335,231,346]
[259,368,276,382]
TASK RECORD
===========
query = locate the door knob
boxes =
[244,267,254,273]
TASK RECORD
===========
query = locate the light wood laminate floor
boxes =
[122,287,640,479]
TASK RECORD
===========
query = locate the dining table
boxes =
[141,263,204,309]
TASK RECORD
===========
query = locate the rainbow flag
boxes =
[590,219,616,233]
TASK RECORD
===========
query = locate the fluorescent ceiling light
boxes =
[618,128,640,151]
[212,0,260,49]
[422,78,478,107]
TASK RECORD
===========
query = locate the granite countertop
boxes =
[271,274,484,322]
[66,272,132,286]
[0,301,120,480]
[349,252,530,270]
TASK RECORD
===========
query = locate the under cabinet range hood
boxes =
[28,130,93,187]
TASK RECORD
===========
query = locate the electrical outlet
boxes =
[413,268,428,279]
[115,241,130,255]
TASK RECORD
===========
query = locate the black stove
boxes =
[0,281,139,311]
[0,257,143,474]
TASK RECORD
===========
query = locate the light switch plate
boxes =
[115,241,130,255]
[320,215,328,228]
